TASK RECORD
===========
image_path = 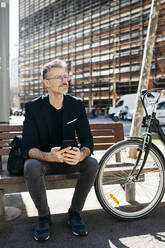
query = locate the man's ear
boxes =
[43,79,49,88]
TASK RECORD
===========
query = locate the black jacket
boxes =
[22,94,93,158]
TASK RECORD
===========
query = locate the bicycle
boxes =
[95,88,165,220]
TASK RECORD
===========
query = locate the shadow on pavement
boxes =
[0,203,165,248]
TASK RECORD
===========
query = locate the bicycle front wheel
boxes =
[95,138,165,220]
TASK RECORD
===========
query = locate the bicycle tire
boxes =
[95,138,165,220]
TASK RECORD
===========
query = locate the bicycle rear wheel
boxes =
[95,138,165,220]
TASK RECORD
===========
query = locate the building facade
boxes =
[19,0,165,112]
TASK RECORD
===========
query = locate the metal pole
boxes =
[0,0,10,123]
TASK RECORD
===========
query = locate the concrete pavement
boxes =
[1,194,165,248]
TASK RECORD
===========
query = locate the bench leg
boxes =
[0,189,5,216]
[115,152,121,162]
[0,189,22,221]
[5,206,22,221]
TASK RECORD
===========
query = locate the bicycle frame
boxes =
[128,88,165,181]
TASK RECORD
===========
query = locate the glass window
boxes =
[157,102,165,110]
[115,100,124,107]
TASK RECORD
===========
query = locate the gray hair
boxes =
[42,59,67,80]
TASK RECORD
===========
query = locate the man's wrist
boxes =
[79,150,85,162]
[29,148,50,162]
[79,147,90,162]
[45,152,52,162]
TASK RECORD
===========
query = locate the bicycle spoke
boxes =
[95,139,165,220]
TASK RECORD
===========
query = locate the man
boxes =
[22,59,99,241]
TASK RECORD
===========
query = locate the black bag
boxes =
[7,135,25,176]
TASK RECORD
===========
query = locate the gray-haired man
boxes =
[22,59,99,241]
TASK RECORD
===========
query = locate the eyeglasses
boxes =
[47,74,70,82]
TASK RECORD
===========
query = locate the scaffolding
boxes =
[18,0,165,112]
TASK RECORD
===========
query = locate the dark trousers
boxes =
[24,157,99,217]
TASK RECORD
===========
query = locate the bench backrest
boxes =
[0,125,23,156]
[0,123,124,169]
[90,123,124,150]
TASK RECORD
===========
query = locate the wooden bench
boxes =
[0,123,124,218]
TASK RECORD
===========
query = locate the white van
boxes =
[109,92,165,122]
[156,100,165,125]
[108,94,137,120]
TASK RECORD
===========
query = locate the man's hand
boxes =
[28,146,90,164]
[48,147,72,162]
[63,147,81,165]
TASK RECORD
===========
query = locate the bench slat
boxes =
[0,148,10,155]
[91,130,115,136]
[90,123,123,129]
[93,137,116,142]
[0,125,23,132]
[0,140,11,147]
[94,144,113,150]
[0,132,22,140]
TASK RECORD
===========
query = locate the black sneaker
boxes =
[34,213,52,241]
[68,209,88,236]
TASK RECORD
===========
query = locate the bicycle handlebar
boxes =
[140,88,165,143]
[140,88,165,118]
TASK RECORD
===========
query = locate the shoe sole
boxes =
[34,219,52,241]
[34,235,50,241]
[73,231,88,236]
[68,220,88,237]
